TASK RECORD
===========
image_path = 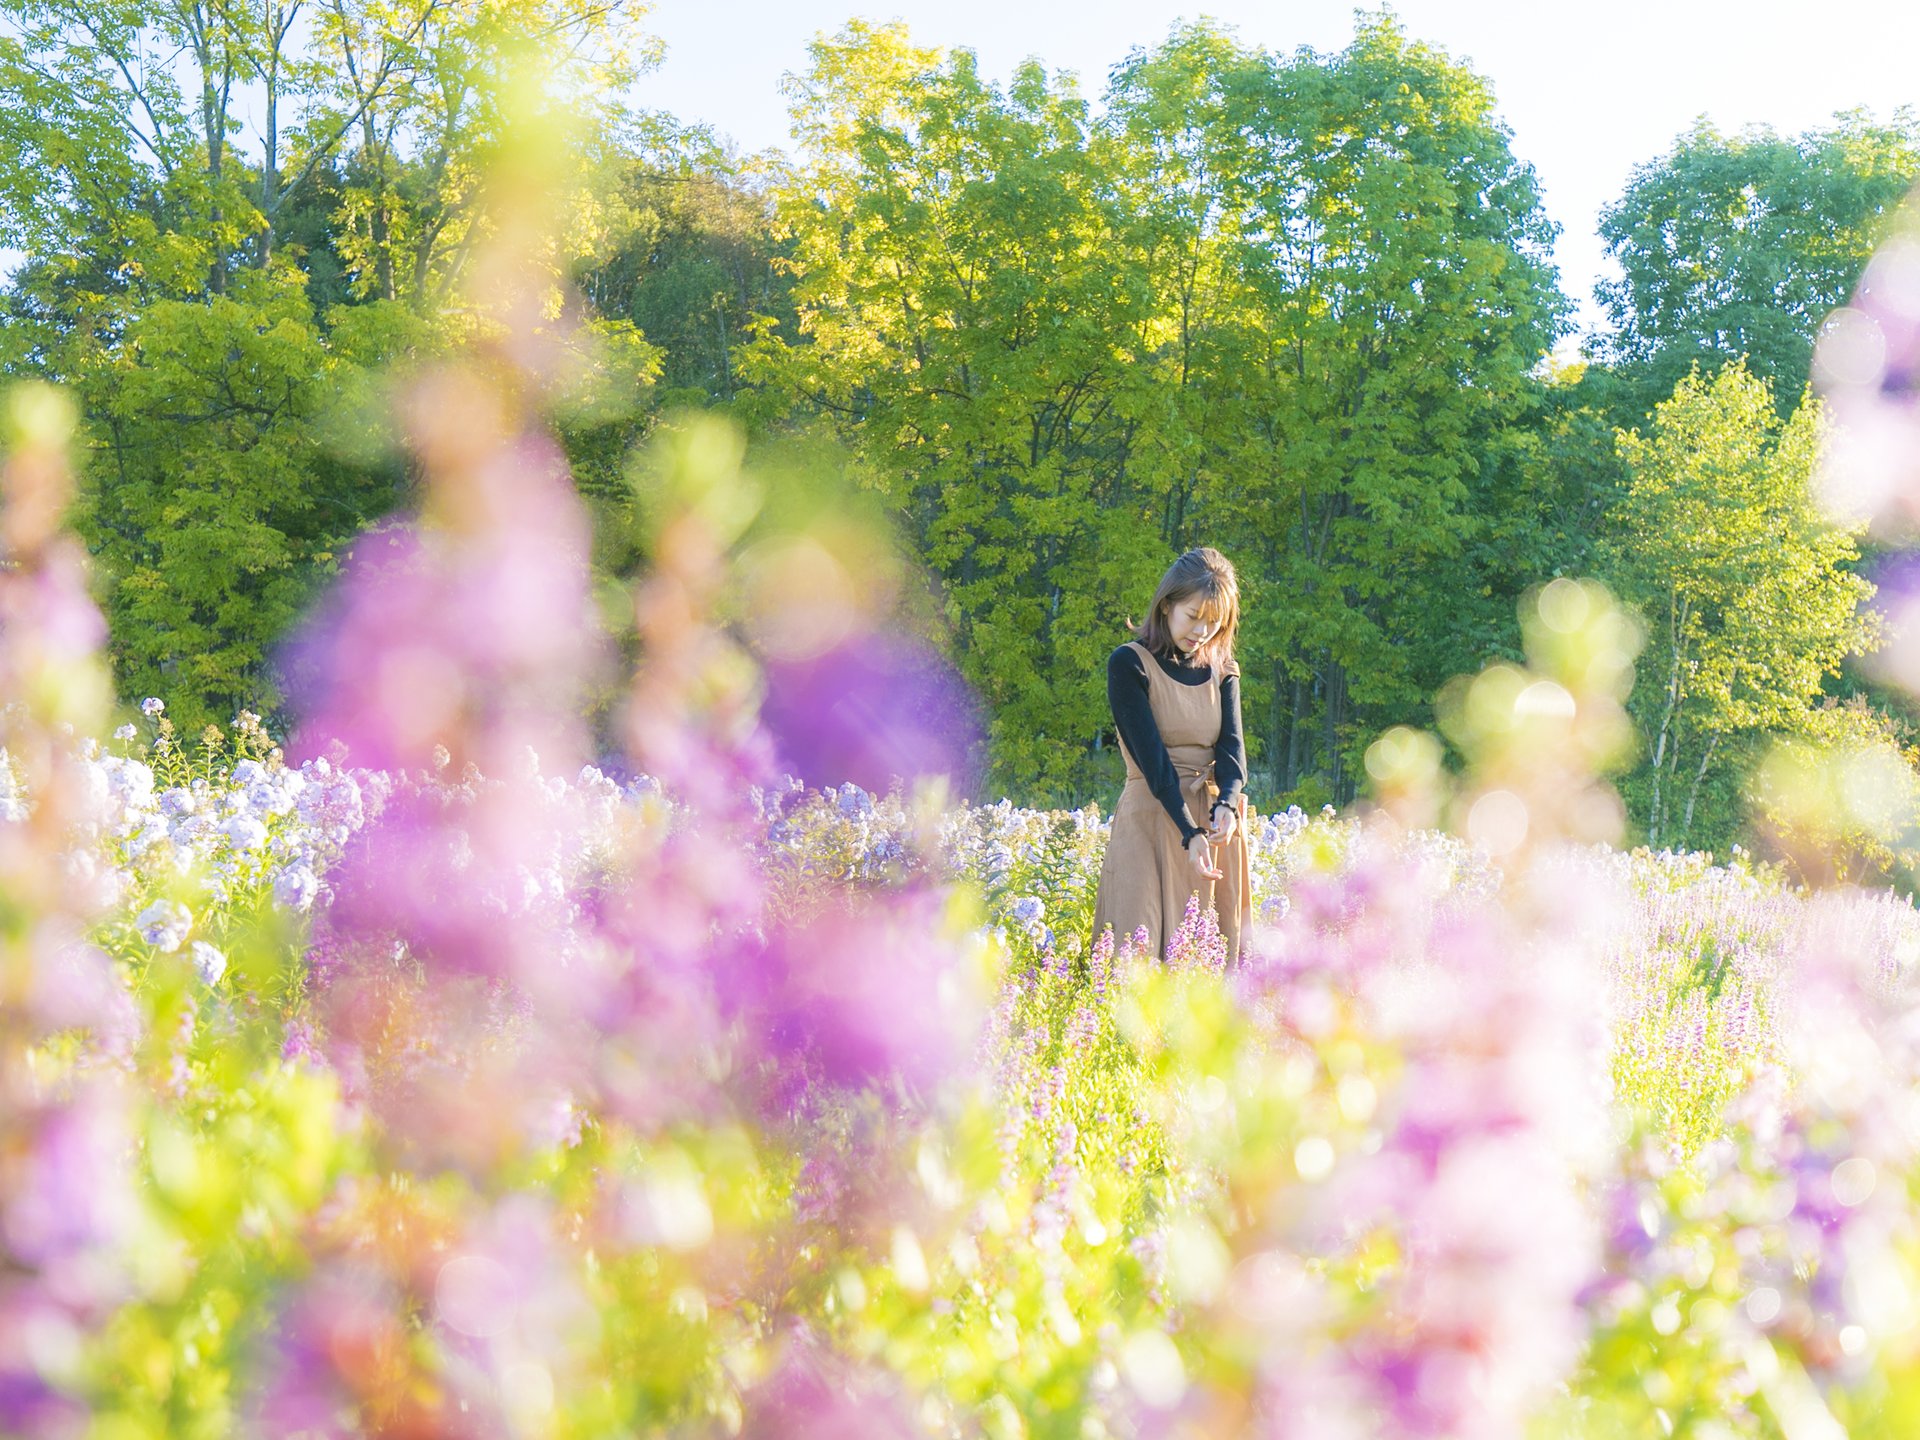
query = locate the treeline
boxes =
[1,6,1915,850]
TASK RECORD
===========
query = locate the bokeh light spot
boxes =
[1831,1156,1877,1208]
[1467,789,1530,856]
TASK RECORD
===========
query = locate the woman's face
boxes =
[1165,595,1222,656]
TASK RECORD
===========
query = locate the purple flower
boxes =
[281,1019,318,1065]
[731,885,980,1096]
[319,784,578,988]
[272,864,321,913]
[280,436,602,779]
[759,632,982,795]
[135,899,191,952]
[248,1262,415,1437]
[189,941,226,987]
[1817,214,1920,531]
[0,1082,137,1279]
[741,1333,922,1439]
[1224,839,1607,1437]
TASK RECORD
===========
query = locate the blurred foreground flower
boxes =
[760,634,982,797]
[1816,189,1920,533]
[733,885,986,1100]
[0,384,140,1436]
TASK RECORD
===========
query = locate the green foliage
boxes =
[1184,15,1567,800]
[2,2,1910,839]
[754,15,1566,805]
[752,23,1174,800]
[1747,697,1920,887]
[1596,112,1920,420]
[68,269,432,727]
[581,121,795,408]
[1606,363,1877,850]
[0,0,665,727]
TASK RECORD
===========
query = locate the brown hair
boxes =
[1131,547,1241,674]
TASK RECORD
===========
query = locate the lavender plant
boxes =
[8,65,1920,1440]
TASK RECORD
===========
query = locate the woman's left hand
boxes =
[1207,803,1238,848]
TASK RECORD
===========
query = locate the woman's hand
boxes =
[1187,833,1223,881]
[1207,802,1238,848]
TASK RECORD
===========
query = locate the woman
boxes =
[1092,547,1252,964]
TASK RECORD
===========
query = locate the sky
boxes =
[641,0,1920,341]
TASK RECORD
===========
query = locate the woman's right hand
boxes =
[1187,833,1223,881]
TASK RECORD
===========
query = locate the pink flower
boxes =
[758,631,982,797]
[731,885,981,1099]
[282,436,602,779]
[742,1330,922,1439]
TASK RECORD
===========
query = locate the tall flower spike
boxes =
[1816,190,1920,534]
[272,59,621,1173]
[0,384,139,1437]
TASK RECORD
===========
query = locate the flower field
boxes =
[9,680,1920,1438]
[6,127,1920,1440]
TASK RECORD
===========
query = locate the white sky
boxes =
[641,0,1920,341]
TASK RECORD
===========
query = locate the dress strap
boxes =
[1125,641,1163,693]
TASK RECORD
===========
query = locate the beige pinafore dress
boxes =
[1092,643,1252,963]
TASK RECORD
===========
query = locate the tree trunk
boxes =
[259,48,280,268]
[1681,734,1720,845]
[372,182,397,301]
[1647,596,1689,847]
[1267,658,1287,793]
[1286,673,1306,792]
[197,20,230,295]
[360,113,397,301]
[1321,657,1346,803]
[714,297,734,400]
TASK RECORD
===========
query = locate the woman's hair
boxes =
[1131,547,1240,673]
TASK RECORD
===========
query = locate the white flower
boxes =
[273,865,320,912]
[189,941,226,986]
[75,763,110,815]
[113,723,137,742]
[102,758,155,809]
[140,697,165,717]
[1010,895,1046,928]
[220,814,269,852]
[247,780,293,816]
[136,899,192,952]
[127,817,170,857]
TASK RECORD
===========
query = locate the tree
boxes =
[1595,113,1920,420]
[1605,362,1876,849]
[581,121,793,408]
[311,0,658,308]
[73,272,409,721]
[1122,15,1568,802]
[754,15,1569,804]
[753,24,1171,798]
[0,0,663,722]
[1391,356,1630,710]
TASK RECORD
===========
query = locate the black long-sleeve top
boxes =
[1107,644,1246,844]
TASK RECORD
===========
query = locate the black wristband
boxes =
[1181,827,1203,850]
